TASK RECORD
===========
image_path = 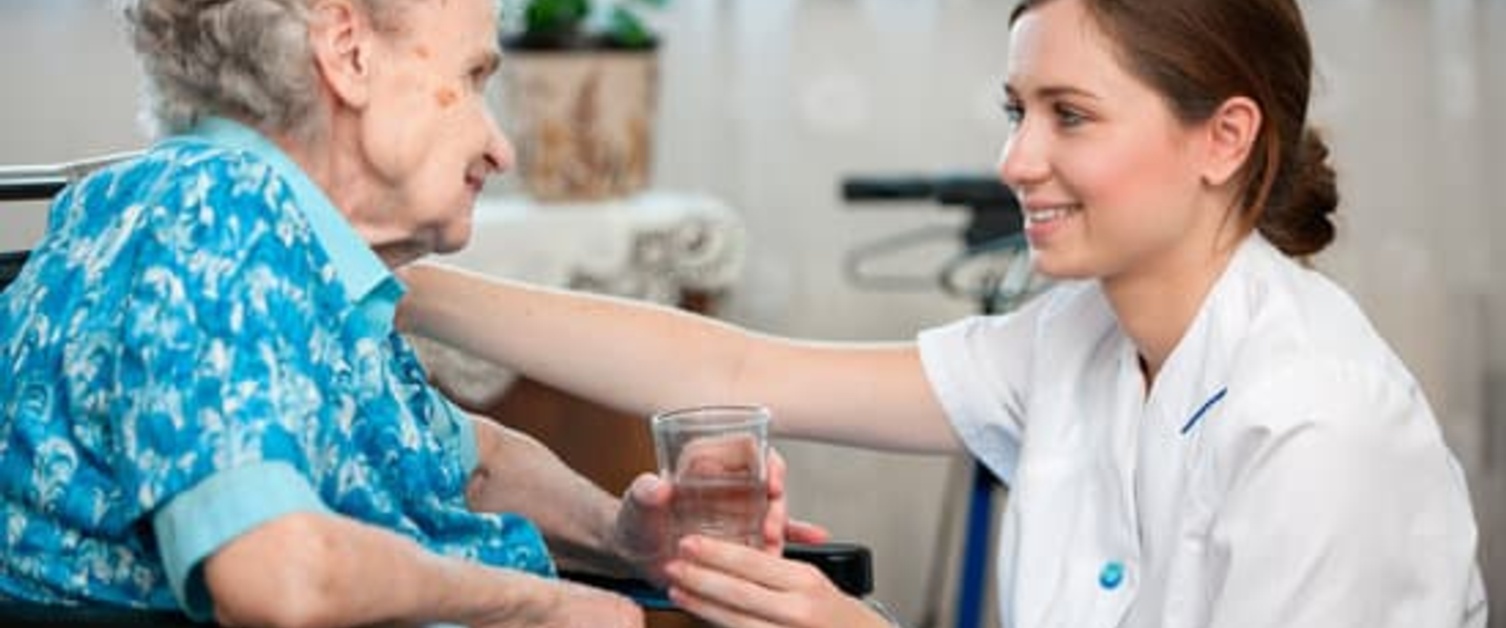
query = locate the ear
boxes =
[1199,96,1261,187]
[308,0,373,110]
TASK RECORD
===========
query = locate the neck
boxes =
[1103,226,1247,387]
[270,116,425,270]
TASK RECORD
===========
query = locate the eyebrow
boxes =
[1003,82,1103,101]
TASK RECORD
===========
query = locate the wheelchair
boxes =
[0,156,875,626]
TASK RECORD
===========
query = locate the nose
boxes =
[996,120,1049,190]
[481,108,515,176]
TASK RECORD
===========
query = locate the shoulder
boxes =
[72,142,338,342]
[1205,352,1449,502]
[1229,355,1421,428]
[1220,240,1419,413]
[1202,241,1455,469]
[14,144,321,321]
[66,140,307,245]
[1200,353,1476,552]
[106,141,324,283]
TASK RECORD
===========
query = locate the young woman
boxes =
[399,0,1487,625]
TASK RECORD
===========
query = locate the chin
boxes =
[431,236,468,255]
[432,223,474,255]
[1029,251,1098,281]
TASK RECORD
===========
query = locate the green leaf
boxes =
[607,5,654,48]
[523,0,590,35]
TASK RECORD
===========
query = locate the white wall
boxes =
[2,1,1502,625]
[0,1,142,249]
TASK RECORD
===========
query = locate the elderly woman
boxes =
[0,0,800,626]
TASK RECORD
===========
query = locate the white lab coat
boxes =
[917,234,1487,628]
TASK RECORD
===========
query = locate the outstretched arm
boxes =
[398,262,961,453]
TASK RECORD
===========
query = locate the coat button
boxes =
[1098,561,1125,590]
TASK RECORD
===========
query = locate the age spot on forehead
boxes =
[414,44,432,59]
[435,87,459,108]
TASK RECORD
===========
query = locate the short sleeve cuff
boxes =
[153,461,329,620]
[917,320,1021,486]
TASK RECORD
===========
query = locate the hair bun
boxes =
[1258,129,1339,257]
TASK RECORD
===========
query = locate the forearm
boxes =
[400,261,751,417]
[466,417,637,578]
[401,262,962,453]
[205,512,560,628]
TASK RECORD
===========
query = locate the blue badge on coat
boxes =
[1099,561,1126,590]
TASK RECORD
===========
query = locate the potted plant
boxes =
[497,0,668,202]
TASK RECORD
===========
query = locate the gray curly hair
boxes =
[122,0,416,139]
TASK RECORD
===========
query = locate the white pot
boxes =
[498,50,659,202]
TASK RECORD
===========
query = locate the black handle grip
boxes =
[842,174,1018,212]
[842,177,937,201]
[784,542,874,598]
[1,252,29,294]
[0,176,68,202]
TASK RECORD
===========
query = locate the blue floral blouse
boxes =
[0,118,554,619]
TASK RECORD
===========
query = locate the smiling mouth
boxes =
[1025,205,1081,225]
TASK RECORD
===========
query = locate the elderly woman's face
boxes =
[356,0,508,255]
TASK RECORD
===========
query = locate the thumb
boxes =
[786,519,832,544]
[625,472,672,508]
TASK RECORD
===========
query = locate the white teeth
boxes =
[1026,206,1078,224]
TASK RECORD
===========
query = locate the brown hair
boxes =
[1011,0,1338,257]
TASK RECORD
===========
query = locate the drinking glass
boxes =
[651,405,770,548]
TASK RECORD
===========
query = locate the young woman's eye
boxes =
[1055,103,1087,128]
[1002,101,1025,126]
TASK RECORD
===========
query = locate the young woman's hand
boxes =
[613,449,829,586]
[664,536,892,628]
[757,449,833,553]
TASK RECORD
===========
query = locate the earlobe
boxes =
[1201,96,1261,187]
[308,0,371,110]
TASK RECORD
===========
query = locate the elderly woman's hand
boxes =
[477,579,644,628]
[611,449,829,586]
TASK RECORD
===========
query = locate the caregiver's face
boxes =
[998,0,1212,282]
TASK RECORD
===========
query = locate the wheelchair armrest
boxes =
[564,541,875,609]
[785,542,874,597]
[0,599,208,627]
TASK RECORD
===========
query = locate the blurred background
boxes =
[1,0,1502,625]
